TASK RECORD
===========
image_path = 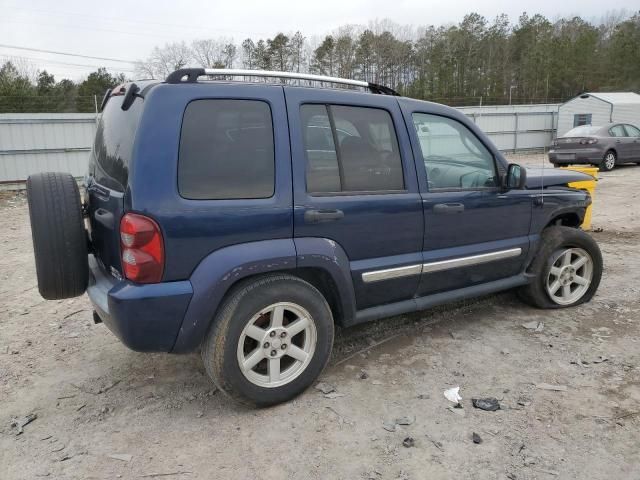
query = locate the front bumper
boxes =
[87,255,193,352]
[548,148,603,165]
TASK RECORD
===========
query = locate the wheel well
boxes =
[546,213,581,229]
[221,268,345,325]
[605,148,617,158]
[283,268,344,324]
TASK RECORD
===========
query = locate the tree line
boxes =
[0,63,124,113]
[1,11,639,112]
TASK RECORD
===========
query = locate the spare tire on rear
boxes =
[27,172,88,300]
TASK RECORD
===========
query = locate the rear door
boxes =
[285,88,423,310]
[400,103,532,296]
[609,124,634,161]
[86,90,143,275]
[623,124,640,160]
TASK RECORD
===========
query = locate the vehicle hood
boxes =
[525,167,593,189]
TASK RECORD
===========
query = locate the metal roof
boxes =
[582,92,640,104]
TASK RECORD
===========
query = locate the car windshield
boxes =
[563,126,600,137]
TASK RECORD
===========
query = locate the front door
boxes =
[285,88,424,310]
[609,124,634,161]
[400,106,533,296]
[623,124,640,160]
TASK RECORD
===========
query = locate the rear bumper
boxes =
[548,148,603,165]
[87,255,193,352]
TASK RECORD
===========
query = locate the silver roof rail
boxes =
[165,68,399,96]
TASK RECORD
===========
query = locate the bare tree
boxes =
[192,38,234,68]
[137,42,192,79]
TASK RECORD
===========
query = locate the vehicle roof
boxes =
[562,123,638,137]
[580,92,640,105]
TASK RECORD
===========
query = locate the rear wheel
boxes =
[26,172,88,300]
[600,151,616,171]
[518,226,602,309]
[201,274,334,407]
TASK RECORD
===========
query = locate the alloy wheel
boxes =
[604,152,616,170]
[237,302,317,388]
[545,248,594,305]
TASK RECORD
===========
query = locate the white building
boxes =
[557,92,640,137]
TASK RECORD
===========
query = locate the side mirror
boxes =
[505,163,527,190]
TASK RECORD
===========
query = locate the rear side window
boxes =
[301,104,404,194]
[178,100,275,200]
[609,125,626,137]
[90,93,143,191]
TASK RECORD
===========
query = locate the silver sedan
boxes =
[548,123,640,171]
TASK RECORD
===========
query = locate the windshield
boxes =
[563,126,600,137]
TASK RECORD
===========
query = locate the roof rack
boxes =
[165,68,399,96]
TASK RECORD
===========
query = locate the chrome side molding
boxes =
[422,248,522,273]
[362,248,522,283]
[361,264,422,283]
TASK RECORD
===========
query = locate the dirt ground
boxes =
[1,154,639,480]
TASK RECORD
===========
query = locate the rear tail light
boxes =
[580,137,598,145]
[120,213,164,283]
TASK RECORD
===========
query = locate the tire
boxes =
[27,172,88,300]
[518,226,602,309]
[599,150,616,171]
[201,274,334,407]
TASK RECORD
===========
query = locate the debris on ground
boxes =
[382,415,415,432]
[444,386,462,405]
[324,392,346,399]
[447,406,466,417]
[517,396,532,407]
[522,321,544,332]
[425,434,444,451]
[315,382,336,394]
[402,437,415,448]
[108,453,133,462]
[10,413,37,435]
[472,432,482,444]
[382,421,396,432]
[394,416,415,426]
[359,370,369,380]
[536,383,568,392]
[472,397,501,411]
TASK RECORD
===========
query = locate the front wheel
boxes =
[600,151,616,171]
[201,274,334,407]
[518,226,602,309]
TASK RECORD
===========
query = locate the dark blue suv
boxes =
[27,68,602,406]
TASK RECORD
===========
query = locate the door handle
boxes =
[433,203,465,214]
[304,209,345,224]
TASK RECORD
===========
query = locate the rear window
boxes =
[89,93,143,191]
[178,99,275,200]
[563,126,600,137]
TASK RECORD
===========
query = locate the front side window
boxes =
[412,113,498,190]
[178,99,274,200]
[301,104,404,194]
[609,125,626,138]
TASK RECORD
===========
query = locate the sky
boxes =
[0,0,637,81]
